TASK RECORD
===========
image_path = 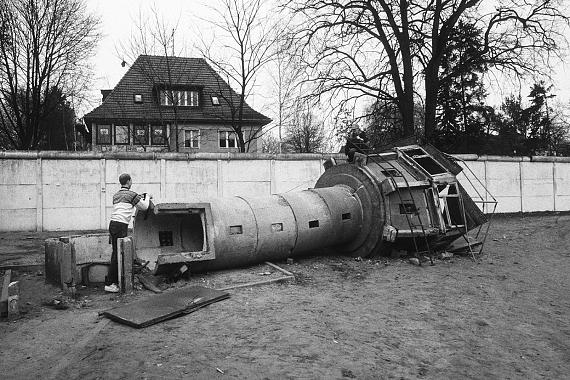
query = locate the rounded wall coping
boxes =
[2,150,569,163]
[0,150,347,161]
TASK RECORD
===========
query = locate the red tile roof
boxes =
[84,55,271,126]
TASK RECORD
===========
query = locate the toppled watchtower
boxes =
[134,144,494,273]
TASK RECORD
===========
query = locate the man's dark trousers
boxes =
[108,220,129,285]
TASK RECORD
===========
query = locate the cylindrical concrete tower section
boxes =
[134,185,364,272]
[314,163,387,258]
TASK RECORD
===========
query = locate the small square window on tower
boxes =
[134,94,143,103]
[211,96,220,105]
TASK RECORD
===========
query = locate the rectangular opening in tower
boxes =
[143,209,208,254]
[180,213,206,251]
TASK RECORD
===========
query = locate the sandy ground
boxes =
[0,214,569,379]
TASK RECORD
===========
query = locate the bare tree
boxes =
[287,0,569,142]
[0,0,101,150]
[283,99,327,153]
[197,0,276,152]
[260,132,282,153]
[267,26,310,153]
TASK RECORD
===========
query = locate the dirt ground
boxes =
[0,214,569,379]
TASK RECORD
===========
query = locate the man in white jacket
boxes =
[106,173,151,293]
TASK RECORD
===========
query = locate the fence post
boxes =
[35,157,43,232]
[100,158,107,229]
[217,159,224,197]
[270,159,276,195]
[553,162,557,212]
[160,158,167,200]
[519,161,524,213]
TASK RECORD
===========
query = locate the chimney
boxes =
[101,89,112,102]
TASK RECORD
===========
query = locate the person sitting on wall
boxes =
[106,173,151,293]
[344,125,370,163]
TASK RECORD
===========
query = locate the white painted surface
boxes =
[1,153,569,231]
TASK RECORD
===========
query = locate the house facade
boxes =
[84,55,271,153]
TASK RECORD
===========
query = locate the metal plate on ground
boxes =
[102,286,229,328]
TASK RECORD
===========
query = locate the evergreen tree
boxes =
[435,21,490,153]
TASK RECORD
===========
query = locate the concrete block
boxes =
[8,281,19,317]
[119,237,134,292]
[44,238,61,285]
[0,269,11,318]
[69,233,112,265]
[58,241,76,295]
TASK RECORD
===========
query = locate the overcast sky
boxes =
[83,0,570,120]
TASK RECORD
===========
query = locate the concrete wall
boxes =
[1,151,570,231]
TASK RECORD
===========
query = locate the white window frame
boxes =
[161,90,199,107]
[188,90,199,106]
[219,130,237,148]
[184,129,200,148]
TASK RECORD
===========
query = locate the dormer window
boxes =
[134,94,143,103]
[211,96,220,105]
[160,89,200,107]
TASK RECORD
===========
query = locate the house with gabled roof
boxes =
[83,55,271,153]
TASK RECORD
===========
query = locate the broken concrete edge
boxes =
[1,269,11,317]
[7,280,19,316]
[45,233,116,293]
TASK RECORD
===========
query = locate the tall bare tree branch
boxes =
[0,0,101,150]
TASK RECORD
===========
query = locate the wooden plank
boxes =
[1,269,11,318]
[102,286,229,328]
